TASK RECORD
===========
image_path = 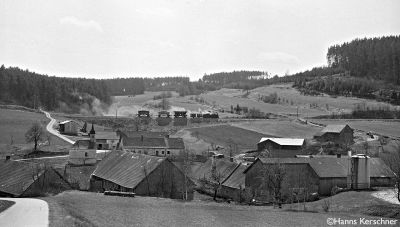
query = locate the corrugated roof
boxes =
[166,138,185,149]
[258,138,305,146]
[0,160,45,196]
[124,137,166,148]
[222,164,247,189]
[192,159,239,182]
[92,150,165,189]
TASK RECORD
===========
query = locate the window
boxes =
[162,150,164,155]
[144,150,148,155]
[167,150,170,155]
[156,150,159,156]
[84,152,88,157]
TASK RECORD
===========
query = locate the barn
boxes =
[257,138,305,158]
[314,124,354,145]
[244,156,395,200]
[89,150,194,200]
[121,135,185,157]
[220,164,247,201]
[0,159,70,197]
[59,120,80,135]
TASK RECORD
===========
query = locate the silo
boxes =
[347,154,370,189]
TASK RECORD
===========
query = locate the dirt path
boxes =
[0,198,49,227]
[41,109,75,144]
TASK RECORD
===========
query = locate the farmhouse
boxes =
[0,159,70,197]
[121,135,185,157]
[257,138,305,158]
[59,120,80,135]
[69,124,98,165]
[314,124,354,145]
[244,156,395,200]
[95,131,120,150]
[89,150,194,200]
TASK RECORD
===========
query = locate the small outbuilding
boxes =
[314,124,354,145]
[90,150,194,200]
[59,120,80,135]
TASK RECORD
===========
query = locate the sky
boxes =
[1,0,399,80]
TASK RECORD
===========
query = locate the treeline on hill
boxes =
[0,66,111,113]
[292,36,400,105]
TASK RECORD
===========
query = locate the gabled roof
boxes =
[245,157,395,179]
[221,164,247,189]
[258,138,305,146]
[0,160,45,196]
[192,158,239,182]
[92,150,165,189]
[119,131,169,139]
[59,120,78,125]
[166,138,185,149]
[124,137,166,148]
[96,131,119,140]
[321,125,350,133]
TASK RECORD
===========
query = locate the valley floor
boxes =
[41,191,397,227]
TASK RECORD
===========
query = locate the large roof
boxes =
[258,138,305,146]
[96,131,119,140]
[192,158,239,182]
[253,157,395,178]
[92,150,165,189]
[166,138,185,149]
[120,131,169,139]
[124,137,166,148]
[321,125,349,133]
[221,164,247,189]
[0,160,45,196]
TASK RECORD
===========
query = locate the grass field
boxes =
[231,119,322,138]
[41,190,374,227]
[0,108,71,158]
[309,119,400,138]
[187,125,274,153]
[302,190,400,219]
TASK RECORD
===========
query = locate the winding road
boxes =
[41,109,75,144]
[0,198,49,227]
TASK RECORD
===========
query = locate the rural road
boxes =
[41,109,75,144]
[0,198,48,227]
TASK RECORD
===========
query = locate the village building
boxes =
[256,138,305,158]
[314,124,354,145]
[0,159,70,197]
[244,156,395,201]
[220,164,247,201]
[59,120,80,135]
[121,135,185,157]
[174,111,187,118]
[158,111,170,118]
[89,150,194,200]
[69,124,97,165]
[95,131,120,150]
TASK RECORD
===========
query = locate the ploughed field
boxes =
[41,191,376,227]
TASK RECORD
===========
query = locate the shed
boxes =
[0,159,70,197]
[314,124,354,145]
[90,150,194,200]
[59,120,80,135]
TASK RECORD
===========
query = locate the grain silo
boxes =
[347,153,370,189]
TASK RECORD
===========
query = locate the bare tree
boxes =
[381,147,400,202]
[259,161,286,207]
[25,121,46,151]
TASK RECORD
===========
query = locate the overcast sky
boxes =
[1,0,399,80]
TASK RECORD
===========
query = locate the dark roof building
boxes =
[90,150,194,200]
[314,124,354,145]
[0,160,70,197]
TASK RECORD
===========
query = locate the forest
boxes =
[292,36,400,104]
[0,66,111,113]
